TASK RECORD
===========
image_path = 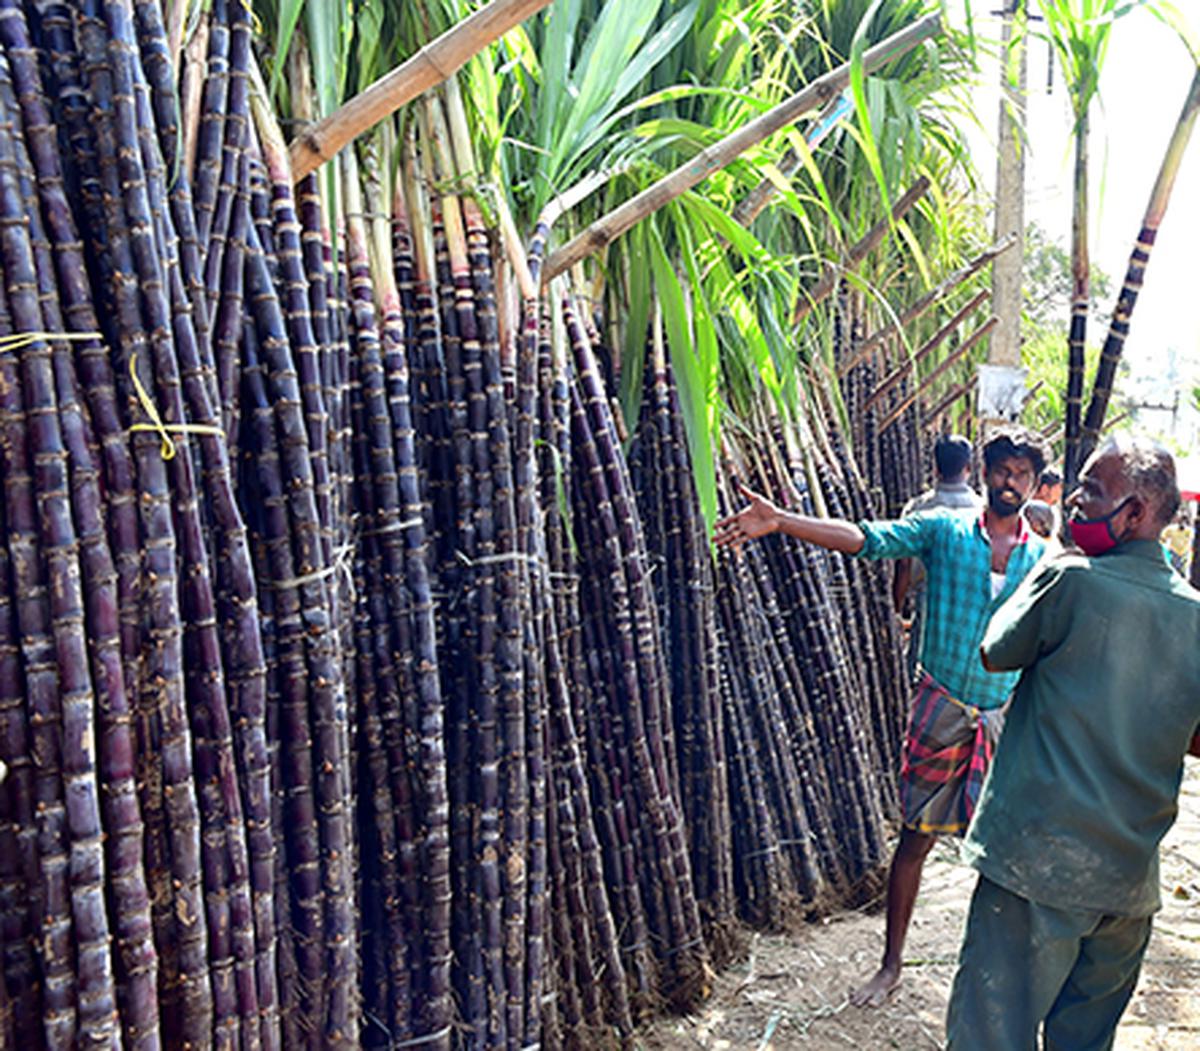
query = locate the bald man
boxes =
[945,436,1200,1050]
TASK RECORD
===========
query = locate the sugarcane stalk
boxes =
[1079,67,1200,466]
[74,1,221,1038]
[877,317,998,433]
[0,130,122,1051]
[0,55,166,1051]
[922,375,977,430]
[190,0,230,252]
[860,288,989,412]
[1062,111,1089,489]
[836,234,1015,377]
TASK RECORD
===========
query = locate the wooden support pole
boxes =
[289,0,557,180]
[877,316,998,433]
[837,233,1016,378]
[540,14,942,284]
[792,175,931,323]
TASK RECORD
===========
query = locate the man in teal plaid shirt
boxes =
[715,427,1049,1009]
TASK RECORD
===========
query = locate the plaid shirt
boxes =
[857,510,1045,709]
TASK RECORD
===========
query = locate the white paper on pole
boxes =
[977,364,1029,421]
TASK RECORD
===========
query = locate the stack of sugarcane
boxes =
[0,0,915,1047]
[627,342,908,931]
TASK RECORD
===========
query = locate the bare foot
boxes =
[849,961,902,1008]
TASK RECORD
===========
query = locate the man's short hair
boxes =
[1039,468,1062,488]
[982,427,1050,479]
[1099,435,1181,528]
[933,434,973,480]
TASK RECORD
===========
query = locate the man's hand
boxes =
[714,483,782,553]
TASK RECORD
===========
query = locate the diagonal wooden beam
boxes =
[837,233,1016,378]
[540,14,942,284]
[289,0,557,181]
[792,175,931,324]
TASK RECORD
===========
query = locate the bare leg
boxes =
[850,827,938,1008]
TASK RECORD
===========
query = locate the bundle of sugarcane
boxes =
[559,294,714,1016]
[623,326,907,925]
[719,436,893,892]
[626,324,737,958]
[0,0,292,1046]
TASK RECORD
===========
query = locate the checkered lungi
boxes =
[900,671,1008,836]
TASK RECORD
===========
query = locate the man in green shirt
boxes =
[946,436,1200,1050]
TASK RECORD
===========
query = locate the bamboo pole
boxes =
[877,316,997,433]
[540,14,942,284]
[288,0,557,180]
[859,287,988,411]
[1078,66,1200,466]
[921,375,977,430]
[792,175,931,323]
[836,233,1015,378]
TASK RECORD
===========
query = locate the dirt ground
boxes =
[639,761,1200,1051]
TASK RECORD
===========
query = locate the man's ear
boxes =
[1123,495,1148,534]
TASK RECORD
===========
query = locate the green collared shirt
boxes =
[965,540,1200,916]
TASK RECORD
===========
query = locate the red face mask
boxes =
[1067,496,1132,556]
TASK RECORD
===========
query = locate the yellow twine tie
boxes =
[128,351,224,460]
[0,330,102,351]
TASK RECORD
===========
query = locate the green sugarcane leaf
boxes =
[631,117,724,148]
[681,193,771,267]
[619,222,652,442]
[545,0,673,193]
[353,0,385,94]
[705,253,782,401]
[649,220,717,537]
[1148,0,1200,59]
[849,0,893,220]
[535,0,581,158]
[268,0,308,104]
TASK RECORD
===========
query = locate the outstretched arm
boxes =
[713,483,865,555]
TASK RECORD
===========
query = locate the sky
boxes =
[945,1,1200,450]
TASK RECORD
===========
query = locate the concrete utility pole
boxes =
[980,0,1030,427]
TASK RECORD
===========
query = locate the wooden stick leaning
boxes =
[792,175,931,323]
[876,316,997,433]
[289,0,557,180]
[836,232,1015,378]
[540,13,942,284]
[860,287,988,412]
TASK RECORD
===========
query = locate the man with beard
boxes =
[946,436,1200,1048]
[714,427,1049,1008]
